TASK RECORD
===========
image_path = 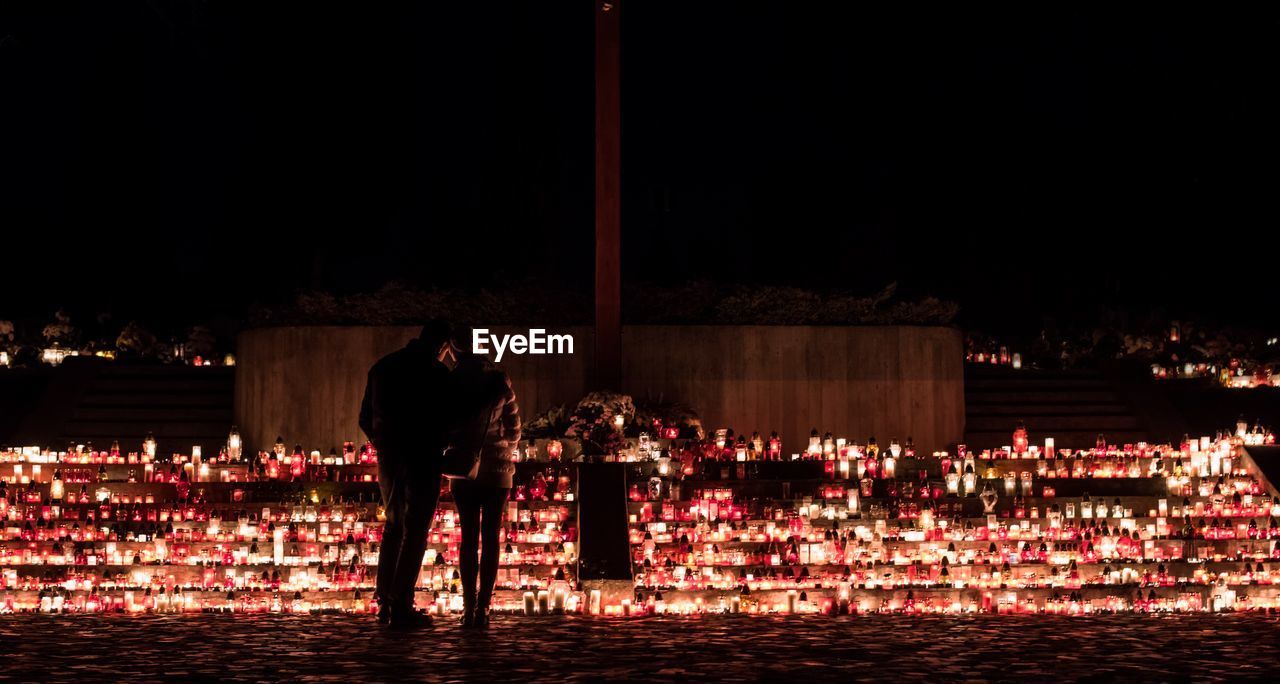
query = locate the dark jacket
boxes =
[448,369,520,488]
[358,339,453,459]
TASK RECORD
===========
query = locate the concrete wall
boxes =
[236,325,963,453]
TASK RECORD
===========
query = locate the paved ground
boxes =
[2,613,1278,682]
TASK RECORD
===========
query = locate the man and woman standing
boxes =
[359,320,519,629]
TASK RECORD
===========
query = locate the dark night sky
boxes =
[2,2,1277,338]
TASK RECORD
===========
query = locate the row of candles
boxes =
[1151,362,1279,388]
[3,423,1278,615]
[0,432,585,614]
[620,426,1280,614]
[21,585,1280,615]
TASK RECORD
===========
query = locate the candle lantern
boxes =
[50,470,64,501]
[1012,422,1029,455]
[946,464,960,495]
[143,434,157,461]
[227,428,242,461]
[979,484,997,513]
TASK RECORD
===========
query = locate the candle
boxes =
[524,592,537,616]
[589,589,602,615]
[537,590,550,615]
[552,589,566,614]
[273,527,285,565]
[786,589,798,614]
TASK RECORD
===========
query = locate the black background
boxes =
[2,2,1276,337]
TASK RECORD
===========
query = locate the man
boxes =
[359,320,456,628]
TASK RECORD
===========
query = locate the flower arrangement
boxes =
[633,397,704,440]
[566,391,634,456]
[523,405,572,440]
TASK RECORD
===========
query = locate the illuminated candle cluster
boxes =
[622,426,1280,615]
[1151,362,1278,388]
[0,433,579,615]
[4,423,1278,617]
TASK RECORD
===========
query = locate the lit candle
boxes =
[273,527,285,565]
[589,589,602,615]
[537,590,550,614]
[524,591,537,616]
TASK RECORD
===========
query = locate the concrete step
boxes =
[963,429,1151,451]
[69,406,232,421]
[77,394,233,408]
[10,362,237,453]
[79,379,233,394]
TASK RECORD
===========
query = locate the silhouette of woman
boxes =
[447,352,520,628]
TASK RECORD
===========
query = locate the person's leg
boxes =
[475,487,510,615]
[375,457,405,614]
[390,466,442,620]
[451,480,482,622]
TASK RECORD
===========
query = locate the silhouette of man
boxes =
[359,320,456,628]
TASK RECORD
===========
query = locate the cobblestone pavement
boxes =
[2,613,1278,682]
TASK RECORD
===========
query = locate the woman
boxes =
[447,353,520,628]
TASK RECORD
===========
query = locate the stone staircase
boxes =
[964,364,1148,450]
[9,359,234,455]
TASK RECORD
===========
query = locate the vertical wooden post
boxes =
[594,0,622,391]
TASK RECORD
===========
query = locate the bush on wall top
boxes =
[247,281,959,327]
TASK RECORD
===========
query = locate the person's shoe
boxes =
[388,606,434,630]
[473,608,490,629]
[377,603,392,625]
[460,608,476,629]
